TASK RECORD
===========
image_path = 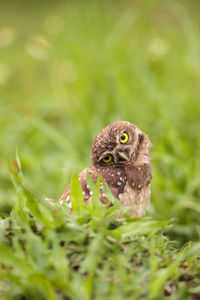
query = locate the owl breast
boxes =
[90,165,127,199]
[118,183,151,217]
[90,161,152,217]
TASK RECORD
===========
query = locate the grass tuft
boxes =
[0,156,200,299]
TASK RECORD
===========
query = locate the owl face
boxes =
[90,121,144,168]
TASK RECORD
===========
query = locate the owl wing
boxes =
[59,167,109,208]
[58,182,71,205]
[126,163,152,189]
[58,168,90,207]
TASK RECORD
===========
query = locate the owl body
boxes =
[59,121,152,217]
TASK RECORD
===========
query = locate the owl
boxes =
[59,121,152,217]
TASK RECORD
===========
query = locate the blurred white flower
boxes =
[25,36,50,60]
[0,63,11,84]
[0,27,16,48]
[43,15,65,35]
[147,38,169,60]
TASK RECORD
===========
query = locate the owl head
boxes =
[90,121,152,169]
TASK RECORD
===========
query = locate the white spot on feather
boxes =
[67,201,72,208]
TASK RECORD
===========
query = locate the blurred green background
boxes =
[0,0,200,243]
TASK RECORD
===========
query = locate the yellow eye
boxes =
[120,132,129,144]
[102,154,112,163]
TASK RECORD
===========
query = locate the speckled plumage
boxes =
[59,121,152,217]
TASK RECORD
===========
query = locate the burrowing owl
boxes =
[59,121,152,217]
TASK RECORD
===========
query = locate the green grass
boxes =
[0,0,200,299]
[1,157,200,299]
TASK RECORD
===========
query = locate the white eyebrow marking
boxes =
[135,128,141,135]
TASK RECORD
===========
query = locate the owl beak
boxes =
[117,151,129,162]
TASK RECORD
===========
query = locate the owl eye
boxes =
[120,132,129,144]
[102,154,112,163]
